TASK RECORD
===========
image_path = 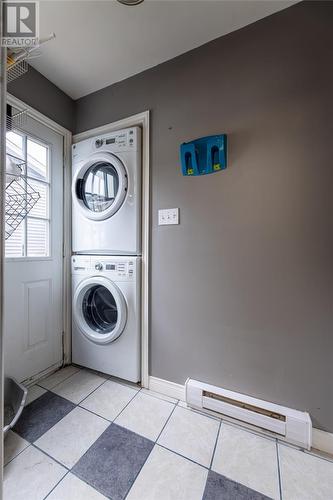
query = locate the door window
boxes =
[82,285,118,334]
[6,131,50,258]
[82,162,119,213]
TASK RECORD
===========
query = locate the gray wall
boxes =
[8,66,75,131]
[76,0,333,431]
[12,1,331,431]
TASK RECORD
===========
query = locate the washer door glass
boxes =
[82,284,117,334]
[74,277,127,344]
[82,162,119,213]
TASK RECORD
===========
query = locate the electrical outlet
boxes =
[158,208,179,225]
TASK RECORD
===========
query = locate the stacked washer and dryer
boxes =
[71,127,141,382]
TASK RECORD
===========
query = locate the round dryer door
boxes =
[72,152,128,221]
[73,276,127,344]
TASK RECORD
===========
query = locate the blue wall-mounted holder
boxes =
[180,134,227,176]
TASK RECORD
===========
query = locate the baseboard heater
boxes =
[185,379,312,449]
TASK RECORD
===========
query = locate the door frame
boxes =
[73,111,150,389]
[6,93,73,374]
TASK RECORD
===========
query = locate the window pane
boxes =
[28,180,49,219]
[27,138,48,181]
[27,218,49,257]
[6,131,24,159]
[5,222,24,257]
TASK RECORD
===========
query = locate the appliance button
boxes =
[95,263,103,271]
[95,139,103,148]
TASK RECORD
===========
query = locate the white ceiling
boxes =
[30,0,296,100]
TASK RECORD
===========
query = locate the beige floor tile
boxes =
[35,407,109,468]
[3,446,66,500]
[47,473,108,499]
[158,406,219,467]
[51,369,106,404]
[115,392,174,441]
[4,431,29,465]
[279,443,333,500]
[38,366,81,390]
[25,384,46,406]
[212,423,280,499]
[80,379,138,420]
[127,445,207,500]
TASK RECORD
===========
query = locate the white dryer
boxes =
[72,255,141,382]
[72,127,141,255]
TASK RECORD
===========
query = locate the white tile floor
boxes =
[212,423,280,499]
[4,366,333,500]
[114,391,174,441]
[158,405,220,467]
[80,379,138,420]
[4,431,29,466]
[38,365,80,390]
[4,446,66,500]
[24,384,47,406]
[279,444,333,500]
[51,369,106,404]
[35,406,109,468]
[47,473,108,500]
[126,445,208,500]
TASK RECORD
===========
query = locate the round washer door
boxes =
[72,152,128,221]
[73,276,127,344]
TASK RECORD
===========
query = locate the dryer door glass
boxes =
[82,284,118,334]
[82,162,119,213]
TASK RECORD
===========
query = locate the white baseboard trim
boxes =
[149,376,186,402]
[148,375,333,456]
[23,361,63,387]
[312,428,333,456]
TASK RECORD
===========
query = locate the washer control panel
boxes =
[72,256,136,280]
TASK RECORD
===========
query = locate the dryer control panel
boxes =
[72,126,141,159]
[72,256,137,280]
[93,127,139,152]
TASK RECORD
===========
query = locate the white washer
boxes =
[72,127,141,255]
[72,255,141,382]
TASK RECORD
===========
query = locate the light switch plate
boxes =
[158,208,179,225]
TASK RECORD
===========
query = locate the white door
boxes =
[4,114,64,382]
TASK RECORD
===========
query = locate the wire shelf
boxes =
[7,59,29,84]
[5,154,41,240]
[6,109,28,132]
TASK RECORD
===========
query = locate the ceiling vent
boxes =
[186,379,312,449]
